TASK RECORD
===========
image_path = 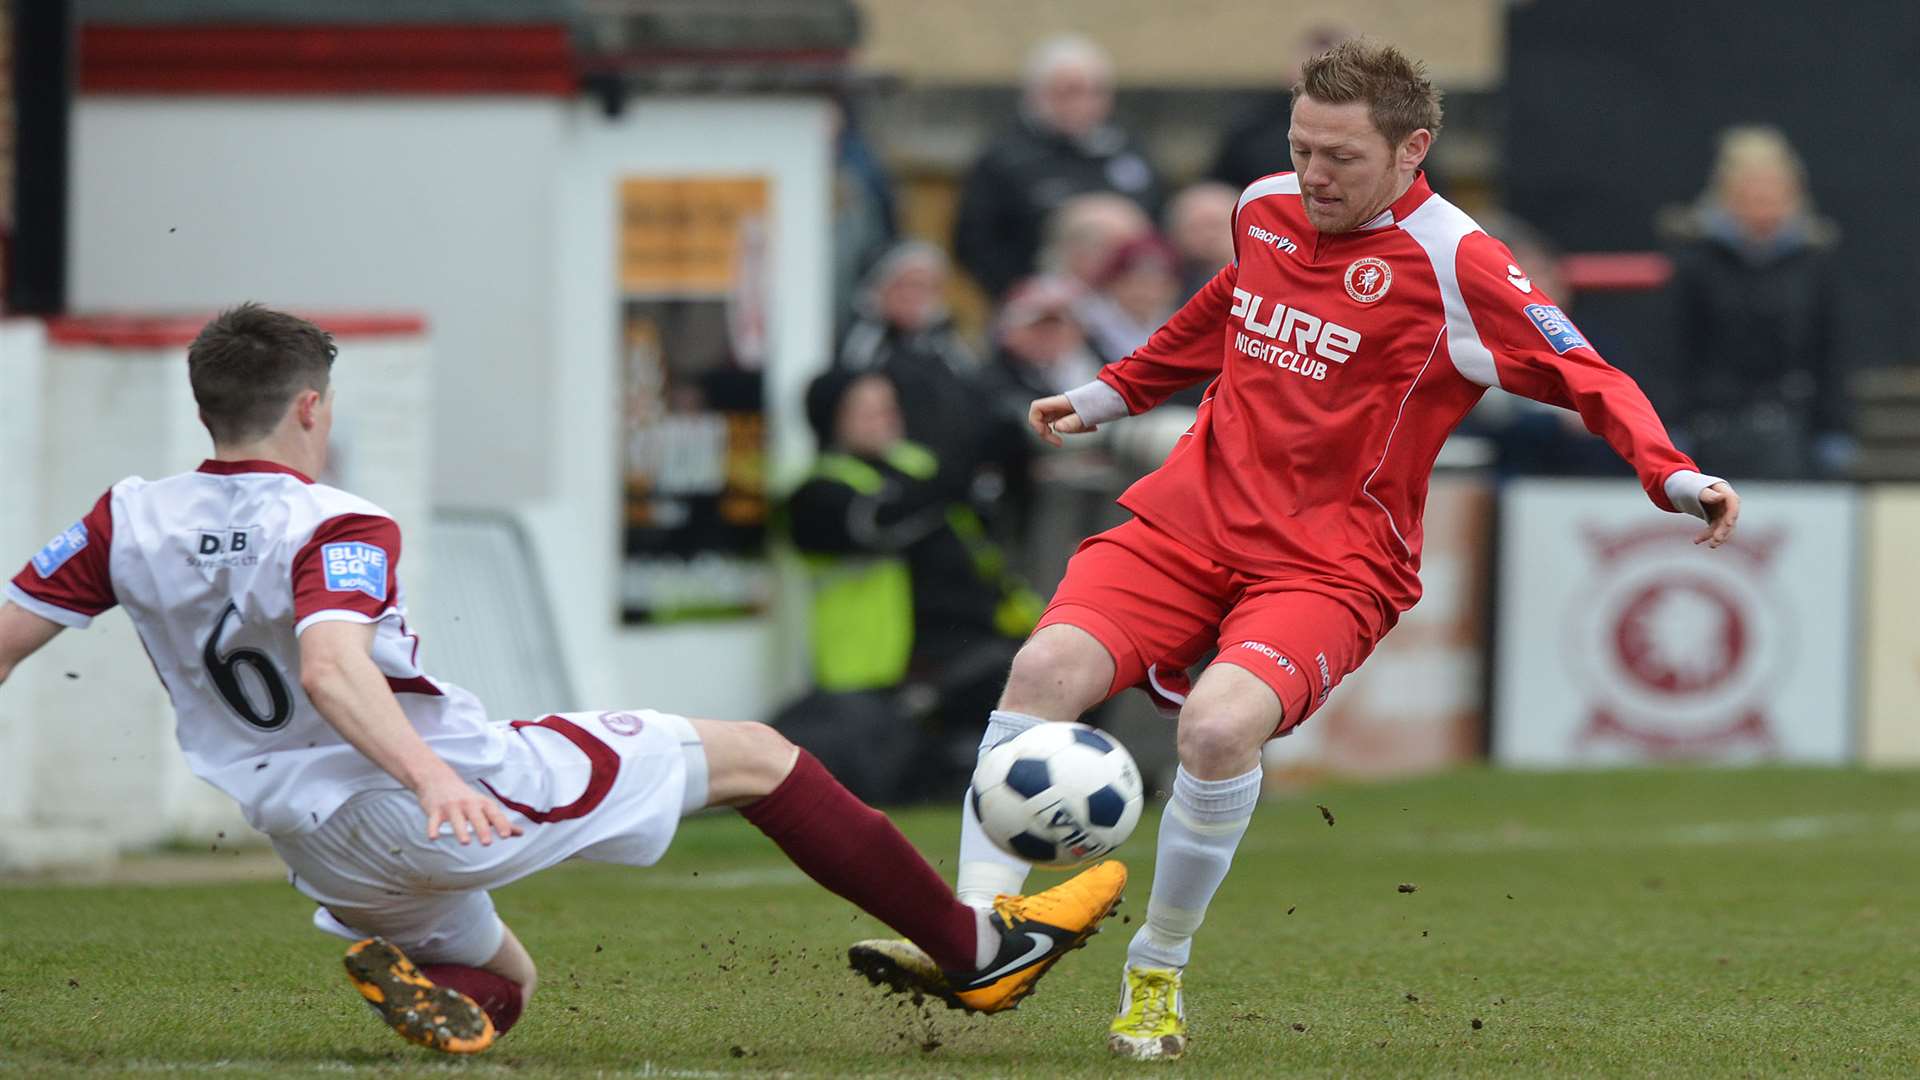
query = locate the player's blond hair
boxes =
[1293,39,1444,148]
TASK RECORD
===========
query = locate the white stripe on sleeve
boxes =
[1230,174,1301,265]
[1396,198,1502,389]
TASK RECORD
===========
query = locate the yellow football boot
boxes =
[342,937,495,1054]
[849,859,1127,1013]
[1108,964,1187,1059]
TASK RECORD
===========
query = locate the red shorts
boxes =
[1036,517,1391,736]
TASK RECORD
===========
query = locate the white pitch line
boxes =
[1374,810,1920,853]
[648,867,808,889]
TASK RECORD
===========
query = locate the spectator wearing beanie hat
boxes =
[1077,232,1183,364]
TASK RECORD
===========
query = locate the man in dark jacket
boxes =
[837,241,1023,487]
[953,36,1164,299]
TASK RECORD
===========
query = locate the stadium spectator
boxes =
[1660,125,1849,479]
[1078,232,1183,365]
[985,276,1107,547]
[1206,25,1353,190]
[837,241,1014,478]
[988,276,1104,411]
[953,36,1164,298]
[1038,191,1154,291]
[784,371,1043,800]
[1164,181,1240,300]
[829,96,901,331]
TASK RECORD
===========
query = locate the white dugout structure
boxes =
[2,79,836,870]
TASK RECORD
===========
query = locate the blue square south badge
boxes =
[321,542,389,602]
[31,522,89,578]
[1525,304,1591,354]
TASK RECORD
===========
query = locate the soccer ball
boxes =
[970,722,1144,867]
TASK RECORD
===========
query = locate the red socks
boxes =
[739,749,981,971]
[419,964,525,1035]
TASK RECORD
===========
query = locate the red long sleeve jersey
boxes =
[1096,172,1710,618]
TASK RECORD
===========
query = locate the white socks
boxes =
[1126,764,1261,971]
[956,710,1043,908]
[971,907,1000,969]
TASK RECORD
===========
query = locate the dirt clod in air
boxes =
[1398,883,1418,893]
[729,1045,746,1058]
[1471,1018,1484,1030]
[1316,804,1335,826]
[1286,906,1296,915]
[1405,992,1419,1002]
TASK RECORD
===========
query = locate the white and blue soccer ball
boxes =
[970,722,1144,867]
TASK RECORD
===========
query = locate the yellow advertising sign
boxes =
[1863,487,1920,764]
[616,175,772,623]
[619,177,769,294]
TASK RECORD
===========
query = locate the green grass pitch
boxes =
[2,766,1917,1078]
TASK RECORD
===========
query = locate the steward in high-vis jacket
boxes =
[787,370,1040,695]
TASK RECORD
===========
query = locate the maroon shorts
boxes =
[1036,517,1390,736]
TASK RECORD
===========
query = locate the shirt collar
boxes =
[1357,171,1436,231]
[197,458,316,484]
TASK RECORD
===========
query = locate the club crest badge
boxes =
[599,711,646,736]
[1344,257,1392,303]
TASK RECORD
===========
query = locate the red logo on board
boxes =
[1569,525,1784,757]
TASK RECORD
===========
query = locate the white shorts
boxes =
[273,709,708,966]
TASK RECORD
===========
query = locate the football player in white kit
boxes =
[0,305,1126,1055]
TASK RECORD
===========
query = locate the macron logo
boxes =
[1238,640,1299,675]
[1246,224,1299,254]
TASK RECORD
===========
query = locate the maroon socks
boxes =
[739,749,982,971]
[419,964,525,1035]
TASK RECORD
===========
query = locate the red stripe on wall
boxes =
[79,24,575,95]
[47,313,426,348]
[1560,252,1674,292]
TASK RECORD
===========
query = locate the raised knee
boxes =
[1003,641,1056,696]
[1003,631,1109,712]
[1176,708,1264,774]
[739,722,798,791]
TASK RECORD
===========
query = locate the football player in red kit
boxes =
[850,39,1740,1059]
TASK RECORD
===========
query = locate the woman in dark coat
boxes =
[1663,126,1849,480]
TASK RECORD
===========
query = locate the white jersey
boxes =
[7,459,506,835]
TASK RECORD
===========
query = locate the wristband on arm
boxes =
[1064,380,1130,429]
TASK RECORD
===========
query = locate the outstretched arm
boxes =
[0,602,64,686]
[1455,233,1740,547]
[299,619,522,846]
[1043,262,1239,443]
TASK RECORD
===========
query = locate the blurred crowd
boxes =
[780,33,1850,797]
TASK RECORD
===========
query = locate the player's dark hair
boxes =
[187,304,337,444]
[1294,39,1444,148]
